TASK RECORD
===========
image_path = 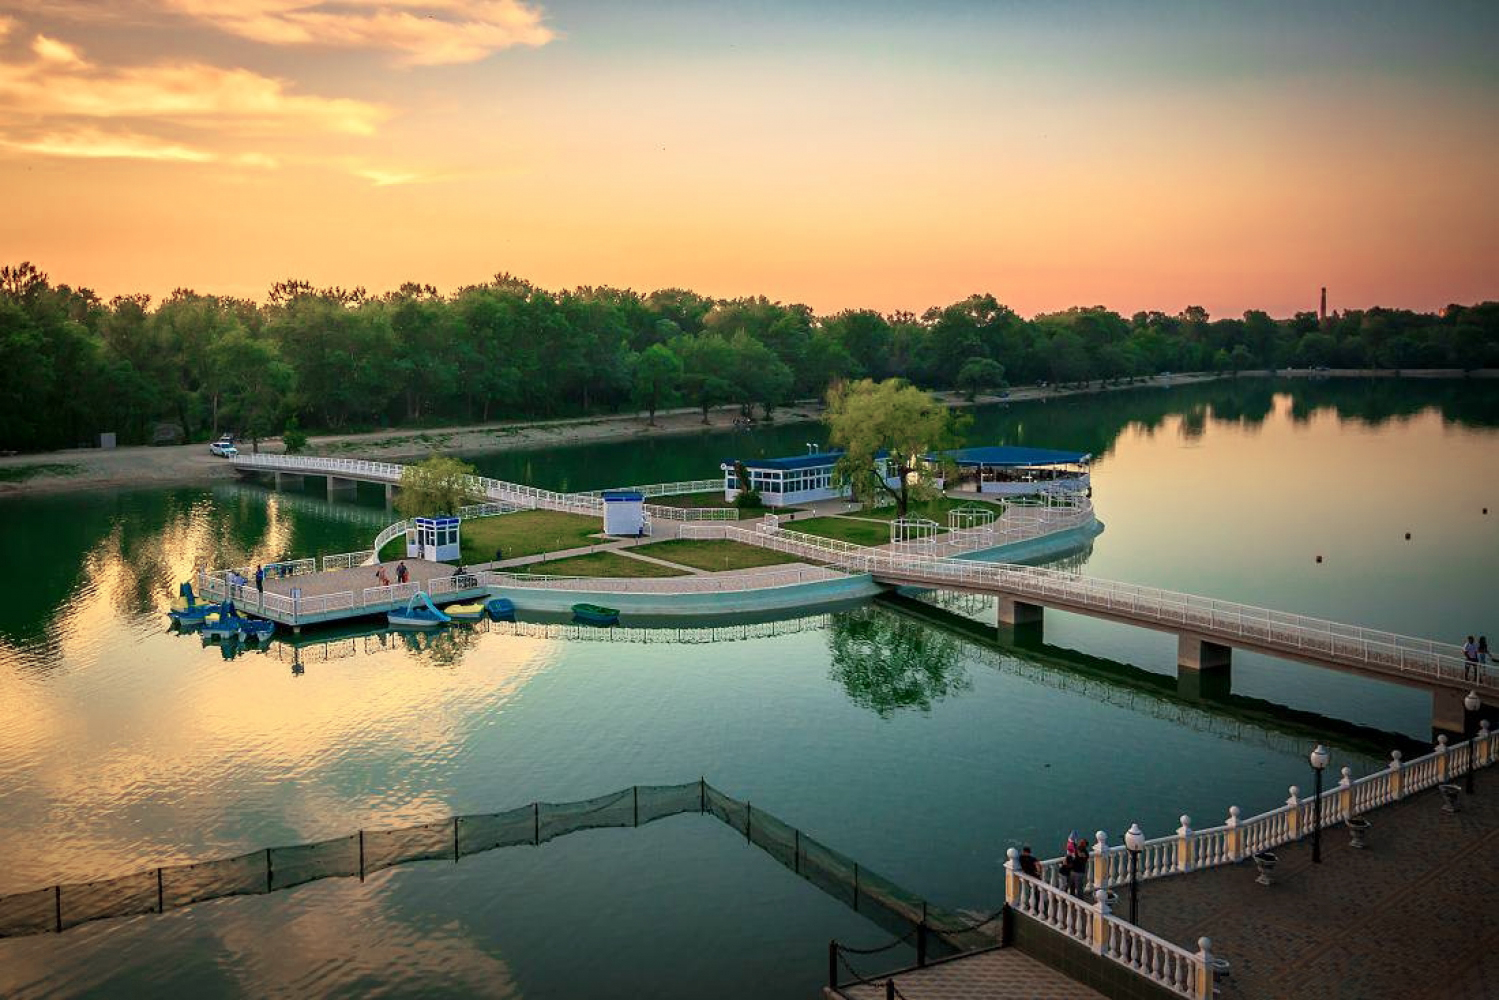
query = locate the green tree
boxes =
[208,331,294,451]
[394,455,481,519]
[824,378,962,517]
[955,357,1007,400]
[671,333,737,423]
[632,342,683,425]
[1228,344,1254,375]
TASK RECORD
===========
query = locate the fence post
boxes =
[156,867,164,914]
[1176,815,1193,873]
[795,828,801,874]
[1338,767,1353,821]
[54,884,62,933]
[1092,831,1109,888]
[1389,750,1404,799]
[916,920,927,967]
[265,848,273,893]
[534,802,540,845]
[453,816,459,862]
[828,940,838,989]
[1436,735,1449,783]
[1091,888,1110,955]
[1004,848,1020,904]
[359,831,365,881]
[1285,787,1301,839]
[1195,937,1215,1000]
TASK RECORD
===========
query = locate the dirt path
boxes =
[0,372,1243,498]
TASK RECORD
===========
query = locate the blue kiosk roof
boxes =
[723,450,887,472]
[928,446,1091,467]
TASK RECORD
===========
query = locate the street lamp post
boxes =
[1124,823,1144,925]
[1309,745,1330,864]
[1464,692,1481,794]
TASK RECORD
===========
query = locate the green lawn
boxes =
[515,550,689,578]
[644,490,736,509]
[779,516,898,547]
[633,538,802,572]
[0,462,82,483]
[847,496,1005,523]
[378,509,604,563]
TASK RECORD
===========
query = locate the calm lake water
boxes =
[1,378,1495,998]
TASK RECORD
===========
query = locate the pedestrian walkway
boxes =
[835,947,1106,1000]
[1134,779,1499,999]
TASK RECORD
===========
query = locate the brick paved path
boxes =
[837,947,1107,1000]
[1137,778,1499,999]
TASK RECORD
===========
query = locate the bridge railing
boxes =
[576,478,724,499]
[322,551,375,572]
[750,525,1478,688]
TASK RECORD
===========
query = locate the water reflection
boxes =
[827,608,971,716]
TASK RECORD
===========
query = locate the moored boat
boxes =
[388,591,451,629]
[443,602,486,622]
[486,597,516,621]
[571,603,619,626]
[240,618,275,642]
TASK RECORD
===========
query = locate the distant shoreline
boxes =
[0,369,1490,499]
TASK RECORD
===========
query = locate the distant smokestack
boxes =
[1320,287,1327,323]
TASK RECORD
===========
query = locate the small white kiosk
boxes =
[408,516,461,561]
[602,490,646,536]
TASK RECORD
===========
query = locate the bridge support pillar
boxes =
[384,483,395,505]
[1177,665,1232,701]
[327,475,357,499]
[1177,633,1232,672]
[1432,688,1467,738]
[996,596,1044,627]
[273,472,304,490]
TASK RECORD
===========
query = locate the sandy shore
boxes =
[4,368,1481,499]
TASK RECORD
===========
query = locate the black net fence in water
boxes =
[0,779,973,954]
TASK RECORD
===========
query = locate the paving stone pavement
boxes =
[837,947,1107,1000]
[1135,777,1499,1000]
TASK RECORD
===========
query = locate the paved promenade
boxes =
[838,947,1106,1000]
[1136,779,1499,999]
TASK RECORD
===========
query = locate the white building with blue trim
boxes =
[720,451,894,507]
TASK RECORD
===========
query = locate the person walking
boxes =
[396,562,409,585]
[254,564,265,599]
[1464,635,1479,681]
[376,565,391,587]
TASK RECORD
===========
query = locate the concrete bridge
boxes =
[729,524,1497,732]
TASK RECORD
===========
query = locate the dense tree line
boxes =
[2,261,1497,453]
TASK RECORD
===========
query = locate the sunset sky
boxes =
[1,0,1495,317]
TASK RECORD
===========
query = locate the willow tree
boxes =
[394,455,481,518]
[825,378,963,517]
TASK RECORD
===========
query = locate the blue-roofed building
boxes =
[924,445,1092,497]
[720,451,894,507]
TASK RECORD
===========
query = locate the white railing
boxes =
[1040,726,1495,902]
[322,550,375,571]
[578,478,724,499]
[643,504,740,522]
[369,519,410,562]
[232,453,605,517]
[479,565,842,594]
[739,514,1489,694]
[1007,872,1206,999]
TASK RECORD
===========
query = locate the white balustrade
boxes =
[479,566,832,595]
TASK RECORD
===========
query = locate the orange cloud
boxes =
[0,127,288,166]
[0,34,390,135]
[165,0,555,65]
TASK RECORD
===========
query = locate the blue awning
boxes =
[926,446,1091,467]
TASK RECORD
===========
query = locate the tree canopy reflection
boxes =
[828,608,970,716]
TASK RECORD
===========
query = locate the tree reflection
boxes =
[828,608,970,716]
